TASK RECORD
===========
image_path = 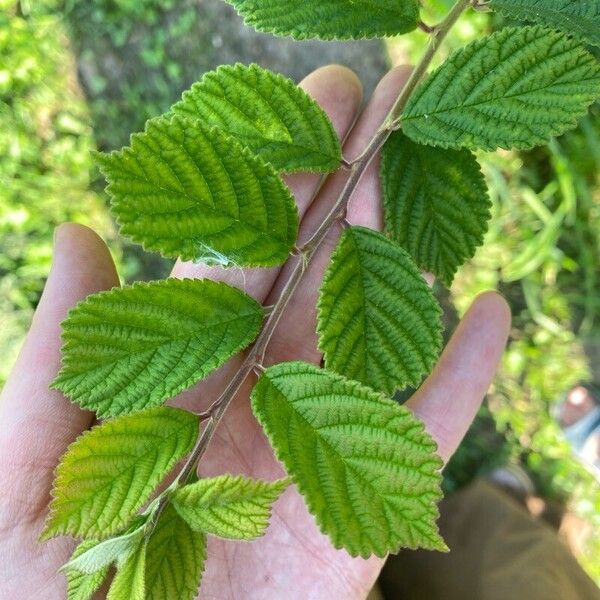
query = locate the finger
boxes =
[406,291,511,464]
[170,64,363,301]
[0,223,119,517]
[264,66,412,365]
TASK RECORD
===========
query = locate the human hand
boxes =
[0,65,511,599]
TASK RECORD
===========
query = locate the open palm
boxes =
[0,65,510,599]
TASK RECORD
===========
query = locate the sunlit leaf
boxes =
[402,26,600,150]
[42,407,199,540]
[171,64,341,173]
[490,0,600,47]
[317,227,442,394]
[52,279,263,418]
[145,504,207,600]
[225,0,420,40]
[96,115,298,266]
[381,132,491,285]
[172,475,289,539]
[252,361,446,557]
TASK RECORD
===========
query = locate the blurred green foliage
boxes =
[0,0,117,384]
[1,0,599,584]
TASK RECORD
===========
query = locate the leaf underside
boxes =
[251,361,446,557]
[52,278,263,418]
[145,504,207,600]
[490,0,600,47]
[172,475,289,540]
[66,540,110,600]
[380,132,491,286]
[96,115,298,267]
[317,226,442,395]
[42,407,199,541]
[171,64,341,173]
[225,0,420,40]
[402,26,600,151]
[107,542,146,600]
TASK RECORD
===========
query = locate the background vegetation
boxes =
[2,0,599,583]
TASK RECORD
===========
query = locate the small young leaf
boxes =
[64,525,146,574]
[145,504,207,600]
[107,542,146,600]
[172,475,289,540]
[65,540,110,600]
[490,0,600,47]
[52,278,263,418]
[251,361,446,557]
[380,132,491,285]
[317,227,442,394]
[225,0,420,40]
[171,64,341,173]
[402,26,600,151]
[42,407,199,541]
[96,115,298,266]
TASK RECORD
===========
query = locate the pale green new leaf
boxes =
[402,26,600,151]
[64,525,146,574]
[172,475,289,540]
[490,0,600,47]
[225,0,420,40]
[317,227,442,395]
[251,361,446,557]
[380,132,491,286]
[42,407,199,540]
[96,115,298,266]
[171,64,341,173]
[107,542,146,600]
[66,541,110,600]
[52,278,263,418]
[145,504,207,600]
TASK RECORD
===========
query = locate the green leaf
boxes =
[64,525,146,574]
[170,64,341,173]
[107,542,146,600]
[172,475,289,540]
[225,0,420,40]
[66,540,110,600]
[42,407,199,541]
[145,504,207,600]
[402,26,600,151]
[251,361,446,557]
[52,278,263,418]
[490,0,600,47]
[380,132,491,286]
[317,226,442,394]
[96,115,298,266]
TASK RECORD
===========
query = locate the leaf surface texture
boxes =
[251,361,446,557]
[225,0,420,40]
[97,115,298,266]
[172,475,289,539]
[42,407,199,540]
[53,278,263,418]
[145,504,207,600]
[171,64,341,173]
[317,227,442,394]
[107,542,146,600]
[66,541,110,600]
[381,132,491,285]
[402,26,600,150]
[490,0,600,46]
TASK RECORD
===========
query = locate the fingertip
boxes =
[298,65,363,140]
[52,222,119,292]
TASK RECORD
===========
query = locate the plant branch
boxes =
[148,0,471,529]
[385,0,472,128]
